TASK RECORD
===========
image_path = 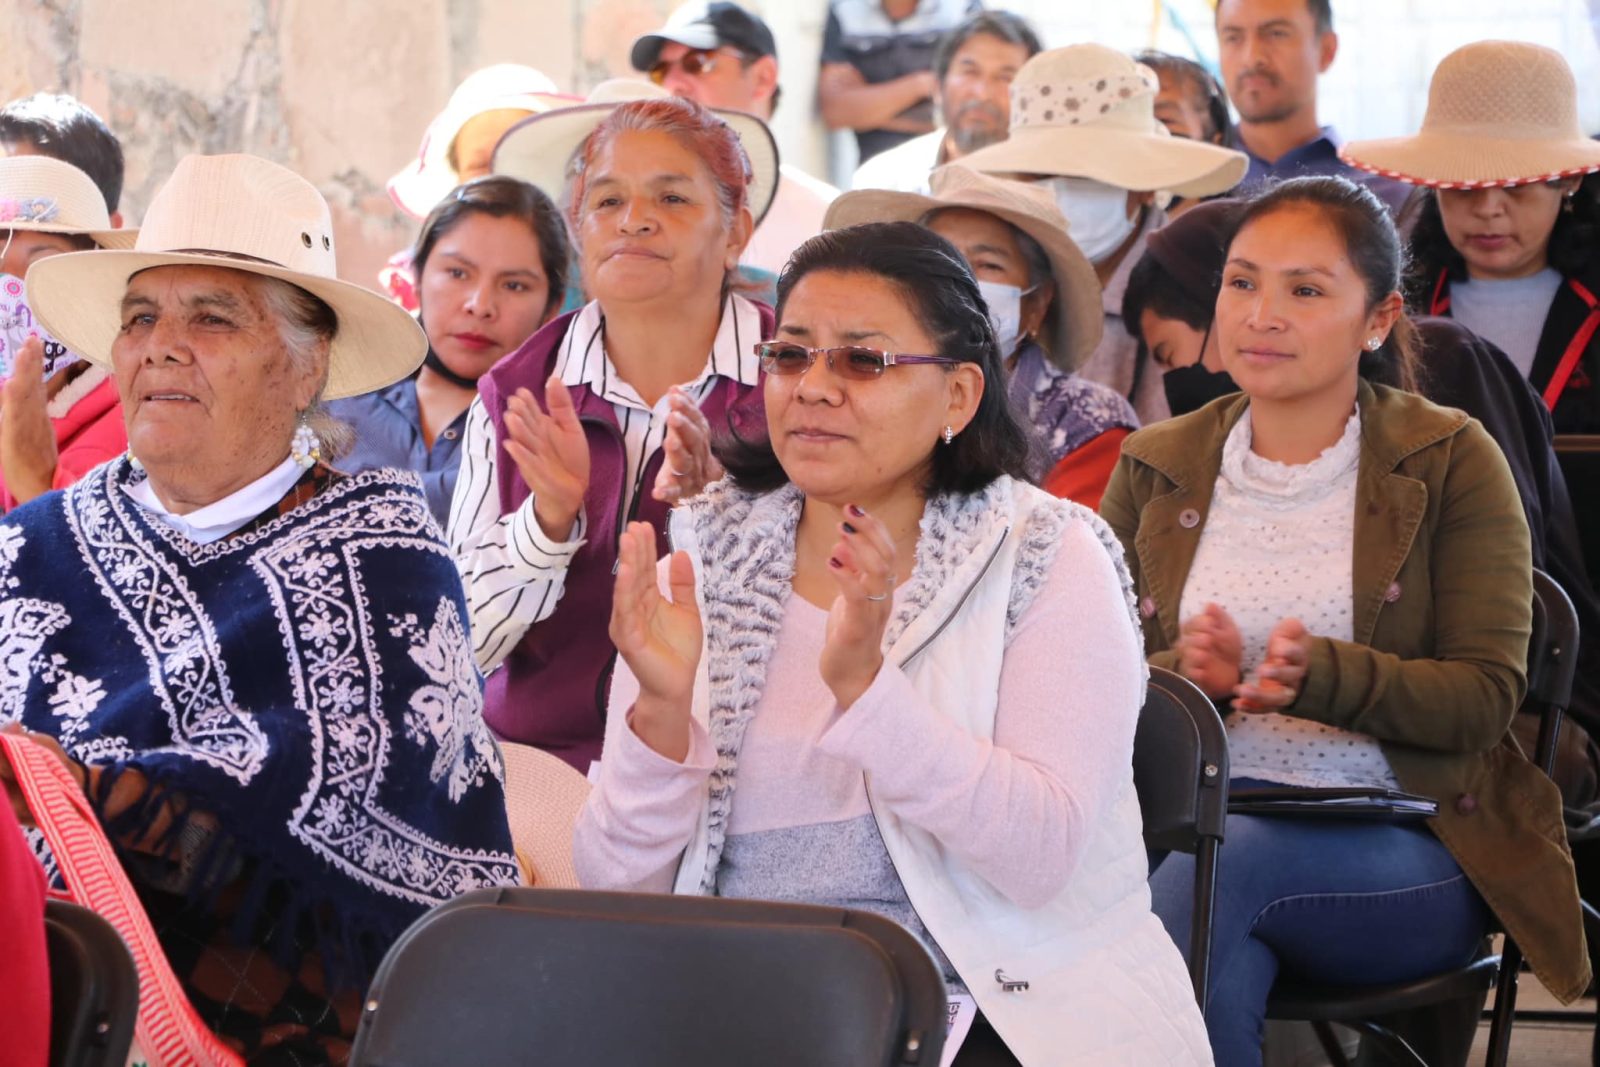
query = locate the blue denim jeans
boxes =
[1148,781,1489,1067]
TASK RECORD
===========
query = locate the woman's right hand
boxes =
[504,377,590,542]
[609,522,702,761]
[1177,602,1244,700]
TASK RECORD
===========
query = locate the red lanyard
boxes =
[1430,268,1599,411]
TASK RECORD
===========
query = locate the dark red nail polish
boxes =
[847,504,864,517]
[828,557,842,568]
[842,522,857,534]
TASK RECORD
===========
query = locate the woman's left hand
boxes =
[0,338,59,506]
[652,388,725,504]
[1234,618,1312,712]
[819,504,895,710]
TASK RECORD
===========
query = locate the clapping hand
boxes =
[652,387,725,504]
[504,377,590,542]
[818,505,895,710]
[1177,602,1244,700]
[0,337,59,506]
[1234,618,1311,712]
[608,522,702,761]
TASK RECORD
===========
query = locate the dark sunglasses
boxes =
[754,341,962,381]
[648,47,746,85]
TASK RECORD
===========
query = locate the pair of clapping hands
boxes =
[1179,602,1314,712]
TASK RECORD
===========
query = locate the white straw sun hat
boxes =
[0,154,136,249]
[960,44,1247,200]
[1341,41,1600,190]
[388,64,578,219]
[824,164,1104,370]
[26,153,426,401]
[492,78,780,225]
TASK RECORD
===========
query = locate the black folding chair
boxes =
[45,899,139,1067]
[1264,568,1577,1067]
[1136,665,1230,1012]
[349,887,948,1067]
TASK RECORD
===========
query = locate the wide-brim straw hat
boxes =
[960,44,1247,200]
[1341,41,1600,189]
[498,740,590,888]
[824,164,1104,370]
[388,64,578,218]
[0,155,136,249]
[492,78,779,225]
[27,153,426,401]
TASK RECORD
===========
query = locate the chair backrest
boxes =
[349,887,948,1067]
[1524,569,1581,778]
[1134,666,1230,854]
[45,899,138,1067]
[498,741,591,888]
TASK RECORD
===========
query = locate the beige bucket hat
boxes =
[824,164,1104,370]
[0,155,136,249]
[388,64,579,219]
[492,78,779,225]
[1341,41,1600,190]
[960,44,1247,199]
[26,154,426,401]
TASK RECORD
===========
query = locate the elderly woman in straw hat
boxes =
[0,154,138,510]
[825,164,1138,508]
[961,44,1247,425]
[449,92,776,772]
[1344,40,1600,435]
[0,153,518,1063]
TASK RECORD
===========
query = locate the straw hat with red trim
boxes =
[1341,41,1600,190]
[27,154,426,401]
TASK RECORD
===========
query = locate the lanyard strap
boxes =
[1,734,244,1067]
[1544,278,1600,411]
[1428,268,1451,316]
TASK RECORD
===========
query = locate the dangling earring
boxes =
[942,425,955,446]
[125,448,144,473]
[1563,192,1577,215]
[290,414,322,470]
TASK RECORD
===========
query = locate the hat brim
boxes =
[25,249,428,401]
[387,92,579,219]
[2,221,139,250]
[492,101,780,226]
[630,28,722,71]
[824,187,1104,371]
[960,126,1248,200]
[1340,132,1600,189]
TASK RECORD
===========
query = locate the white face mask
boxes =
[1041,176,1137,264]
[976,279,1029,359]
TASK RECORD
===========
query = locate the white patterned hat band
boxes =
[1011,71,1159,134]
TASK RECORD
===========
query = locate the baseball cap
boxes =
[630,1,778,72]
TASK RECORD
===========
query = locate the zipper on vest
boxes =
[894,526,1010,670]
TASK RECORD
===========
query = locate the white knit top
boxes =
[1180,407,1400,789]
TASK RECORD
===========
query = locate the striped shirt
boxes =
[448,295,765,671]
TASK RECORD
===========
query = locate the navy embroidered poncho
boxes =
[0,460,518,992]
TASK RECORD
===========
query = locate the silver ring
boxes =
[865,593,889,602]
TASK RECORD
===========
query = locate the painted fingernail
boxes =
[828,557,842,569]
[842,522,857,534]
[847,504,865,517]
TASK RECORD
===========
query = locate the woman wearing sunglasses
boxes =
[573,223,1212,1066]
[448,96,773,772]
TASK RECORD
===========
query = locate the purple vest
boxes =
[476,304,773,770]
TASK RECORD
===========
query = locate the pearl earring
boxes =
[942,425,955,446]
[290,414,323,470]
[1365,337,1382,351]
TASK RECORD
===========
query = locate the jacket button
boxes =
[1455,793,1477,816]
[1179,508,1200,529]
[1384,582,1402,603]
[1140,597,1157,618]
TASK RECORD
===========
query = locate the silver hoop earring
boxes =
[942,425,955,446]
[290,414,323,470]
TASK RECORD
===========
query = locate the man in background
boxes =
[819,0,978,165]
[1215,0,1409,214]
[852,10,1042,194]
[0,92,125,228]
[632,1,838,275]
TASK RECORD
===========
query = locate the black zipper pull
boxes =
[995,968,1029,993]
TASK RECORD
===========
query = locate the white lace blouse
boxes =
[1179,407,1400,789]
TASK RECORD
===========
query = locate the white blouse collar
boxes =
[123,455,304,545]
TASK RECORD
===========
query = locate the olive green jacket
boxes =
[1100,380,1590,1002]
